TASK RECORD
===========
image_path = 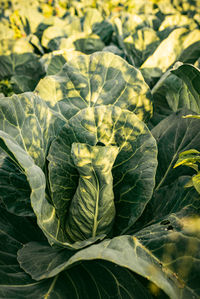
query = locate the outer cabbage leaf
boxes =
[141,27,187,72]
[0,131,66,247]
[41,16,81,49]
[17,234,194,299]
[0,206,54,299]
[102,45,125,58]
[14,241,153,299]
[124,27,160,68]
[35,52,152,122]
[159,14,197,31]
[0,206,154,299]
[132,175,200,233]
[152,109,200,190]
[171,63,200,102]
[92,20,113,45]
[133,108,200,230]
[0,92,64,168]
[40,52,67,76]
[72,34,105,54]
[1,206,152,299]
[40,49,83,76]
[0,53,45,93]
[54,33,105,54]
[0,38,34,56]
[141,28,200,86]
[149,67,200,126]
[82,8,103,34]
[0,130,46,220]
[136,208,200,298]
[47,105,157,238]
[0,151,32,216]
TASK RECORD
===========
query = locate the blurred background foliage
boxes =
[0,0,200,97]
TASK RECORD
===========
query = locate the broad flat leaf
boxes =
[0,92,64,168]
[124,27,160,67]
[35,51,153,122]
[82,8,103,33]
[120,13,154,36]
[61,261,155,299]
[0,152,32,216]
[0,20,14,41]
[150,68,200,126]
[41,16,81,49]
[0,53,44,92]
[178,41,200,65]
[141,27,188,73]
[56,33,105,54]
[152,109,200,190]
[132,176,200,233]
[0,130,48,236]
[40,49,83,75]
[18,235,194,299]
[48,106,157,237]
[178,30,200,64]
[158,14,197,31]
[18,245,154,299]
[171,63,200,102]
[92,20,113,44]
[0,206,52,299]
[40,52,67,75]
[0,38,34,56]
[141,28,200,85]
[73,34,105,54]
[136,209,200,298]
[103,45,125,58]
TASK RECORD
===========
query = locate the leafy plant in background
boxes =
[0,0,200,298]
[1,0,200,97]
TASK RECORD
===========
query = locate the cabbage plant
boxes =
[0,52,200,298]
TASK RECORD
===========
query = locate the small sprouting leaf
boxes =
[174,149,200,172]
[192,173,200,194]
